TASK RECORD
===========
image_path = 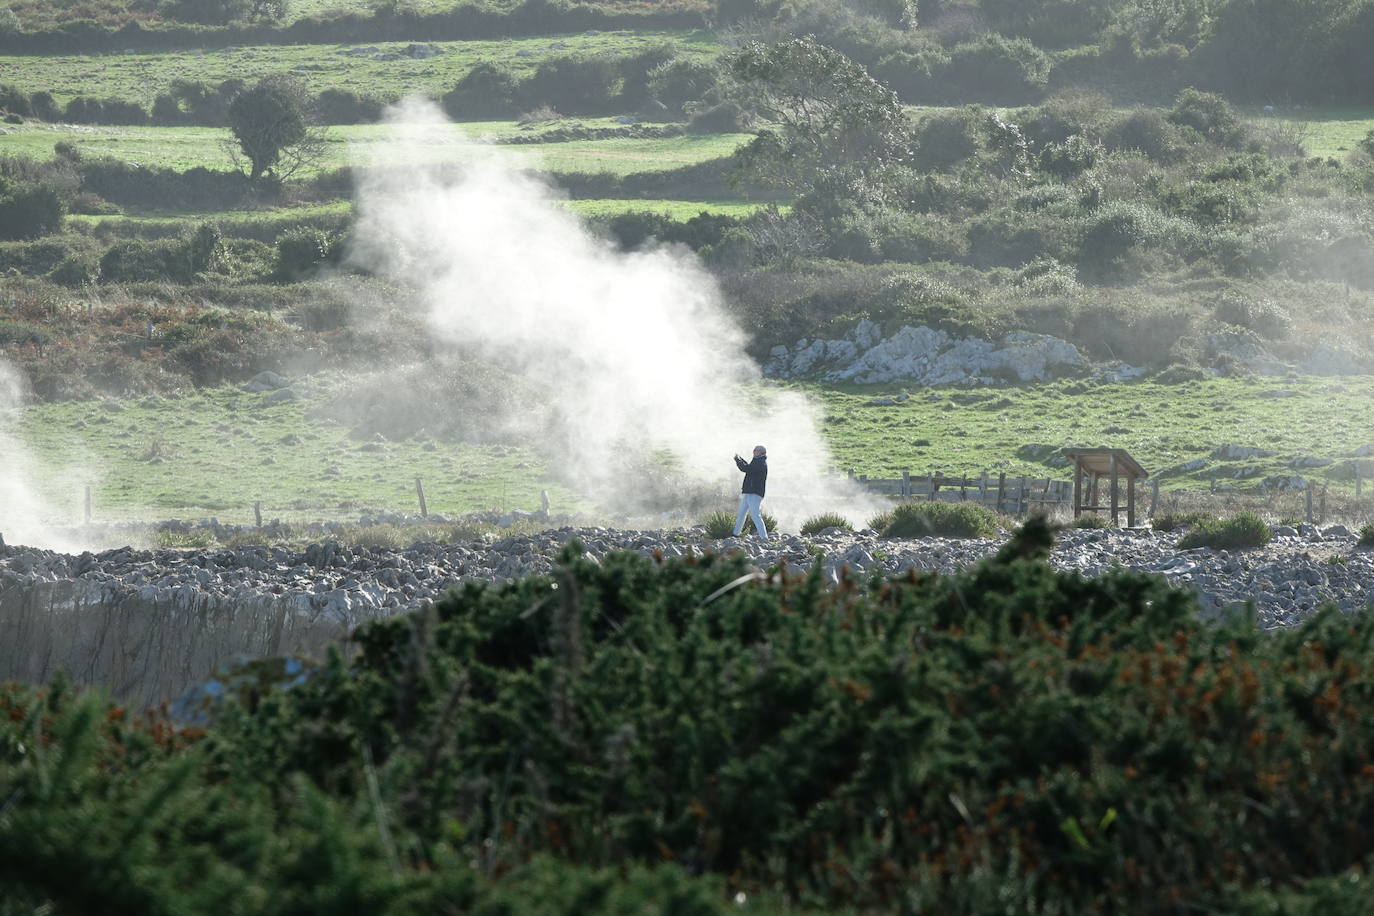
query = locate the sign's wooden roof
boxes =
[1062,448,1149,479]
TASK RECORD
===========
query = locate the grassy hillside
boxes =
[0,122,749,178]
[0,31,718,106]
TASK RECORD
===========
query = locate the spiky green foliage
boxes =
[699,508,776,538]
[1176,510,1272,550]
[1073,513,1111,528]
[1359,524,1374,548]
[878,500,999,538]
[800,512,853,535]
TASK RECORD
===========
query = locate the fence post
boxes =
[1306,485,1314,525]
[996,473,1006,513]
[415,477,428,518]
[1320,486,1327,524]
[253,501,262,528]
[901,469,910,500]
[1150,479,1159,518]
[929,469,938,502]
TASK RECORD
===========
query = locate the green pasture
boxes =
[10,374,1374,525]
[805,374,1374,491]
[11,385,579,524]
[0,121,749,177]
[1241,106,1374,160]
[0,30,718,107]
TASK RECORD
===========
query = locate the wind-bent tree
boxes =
[226,75,323,181]
[724,38,911,194]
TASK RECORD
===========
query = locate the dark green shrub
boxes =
[879,500,999,538]
[314,88,385,124]
[942,34,1050,103]
[1167,87,1247,148]
[442,62,524,119]
[1177,511,1272,549]
[646,56,718,115]
[1358,524,1374,547]
[1104,108,1191,162]
[1213,294,1291,339]
[98,238,192,283]
[617,40,679,108]
[273,226,330,281]
[0,181,63,240]
[525,53,621,114]
[1038,134,1102,180]
[800,512,853,535]
[911,107,983,171]
[866,507,894,531]
[159,0,251,24]
[47,252,100,286]
[1073,513,1110,529]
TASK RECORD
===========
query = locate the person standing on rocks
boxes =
[731,446,769,539]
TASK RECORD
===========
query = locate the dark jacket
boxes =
[735,455,767,498]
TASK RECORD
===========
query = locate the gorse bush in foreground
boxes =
[878,499,999,538]
[7,520,1374,912]
[1177,510,1272,549]
[800,512,852,535]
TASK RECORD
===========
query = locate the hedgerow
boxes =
[8,520,1374,911]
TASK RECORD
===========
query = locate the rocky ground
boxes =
[3,520,1371,631]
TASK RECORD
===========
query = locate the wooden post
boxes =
[979,470,988,506]
[929,469,938,502]
[997,472,1006,513]
[1320,486,1327,524]
[253,501,262,527]
[848,469,855,481]
[84,485,92,524]
[1127,474,1136,528]
[415,477,428,518]
[1109,454,1120,527]
[1306,485,1314,524]
[1150,479,1159,518]
[901,469,910,500]
[1072,460,1082,519]
[1088,473,1100,516]
[959,476,967,501]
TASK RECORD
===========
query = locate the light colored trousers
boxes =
[732,493,768,538]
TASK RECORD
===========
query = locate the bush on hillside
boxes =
[1167,87,1247,148]
[273,226,331,281]
[646,56,718,114]
[442,61,524,119]
[1104,108,1192,163]
[1177,511,1272,549]
[800,512,853,535]
[0,181,64,240]
[942,34,1050,103]
[1357,524,1374,547]
[878,500,999,538]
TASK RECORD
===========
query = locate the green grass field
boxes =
[1240,106,1374,159]
[10,384,579,524]
[0,121,749,177]
[9,374,1374,526]
[806,374,1374,490]
[0,31,718,106]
